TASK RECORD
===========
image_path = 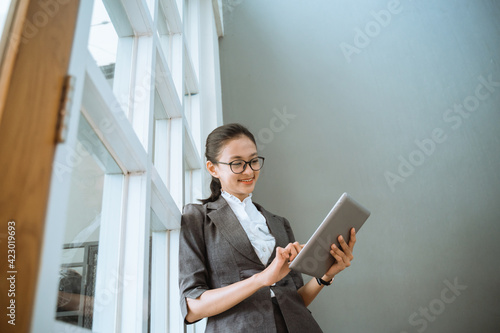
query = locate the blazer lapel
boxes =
[254,202,290,266]
[255,203,289,247]
[207,197,263,267]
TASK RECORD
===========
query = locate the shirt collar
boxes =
[221,190,253,205]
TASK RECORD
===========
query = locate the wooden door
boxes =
[0,1,80,332]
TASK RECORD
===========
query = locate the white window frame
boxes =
[32,0,224,332]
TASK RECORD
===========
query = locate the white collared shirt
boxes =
[221,191,276,266]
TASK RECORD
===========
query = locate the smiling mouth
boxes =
[238,177,254,182]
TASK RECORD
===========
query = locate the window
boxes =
[0,0,13,39]
[0,0,14,70]
[34,0,223,332]
[55,113,123,329]
[87,0,119,84]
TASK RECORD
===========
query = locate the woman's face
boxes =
[207,136,260,202]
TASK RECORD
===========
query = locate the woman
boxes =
[179,123,356,333]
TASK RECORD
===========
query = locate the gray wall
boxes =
[218,0,500,332]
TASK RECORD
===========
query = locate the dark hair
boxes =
[200,123,257,204]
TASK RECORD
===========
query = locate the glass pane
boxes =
[0,0,13,57]
[60,248,85,265]
[88,0,119,86]
[55,113,121,329]
[0,0,12,35]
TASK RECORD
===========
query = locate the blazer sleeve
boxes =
[178,203,209,324]
[282,216,305,290]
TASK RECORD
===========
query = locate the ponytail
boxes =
[201,177,222,204]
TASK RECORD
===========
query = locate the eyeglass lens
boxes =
[231,157,264,173]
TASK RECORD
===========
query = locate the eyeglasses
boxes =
[216,156,265,174]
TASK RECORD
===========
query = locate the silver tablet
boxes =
[288,193,371,278]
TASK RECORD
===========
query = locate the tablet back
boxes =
[289,193,371,278]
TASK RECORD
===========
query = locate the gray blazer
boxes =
[178,196,323,333]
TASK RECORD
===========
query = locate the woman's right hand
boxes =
[185,242,303,322]
[256,242,302,287]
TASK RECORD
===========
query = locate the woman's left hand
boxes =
[323,227,356,281]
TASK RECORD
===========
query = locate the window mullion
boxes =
[83,54,148,173]
[186,0,200,80]
[171,33,184,104]
[169,117,185,210]
[168,229,182,332]
[113,36,135,119]
[120,27,155,333]
[102,0,134,37]
[121,172,152,333]
[120,0,154,36]
[155,41,183,117]
[92,174,124,332]
[151,231,168,331]
[159,0,182,34]
[199,0,223,136]
[154,119,170,185]
[151,167,182,229]
[130,35,156,152]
